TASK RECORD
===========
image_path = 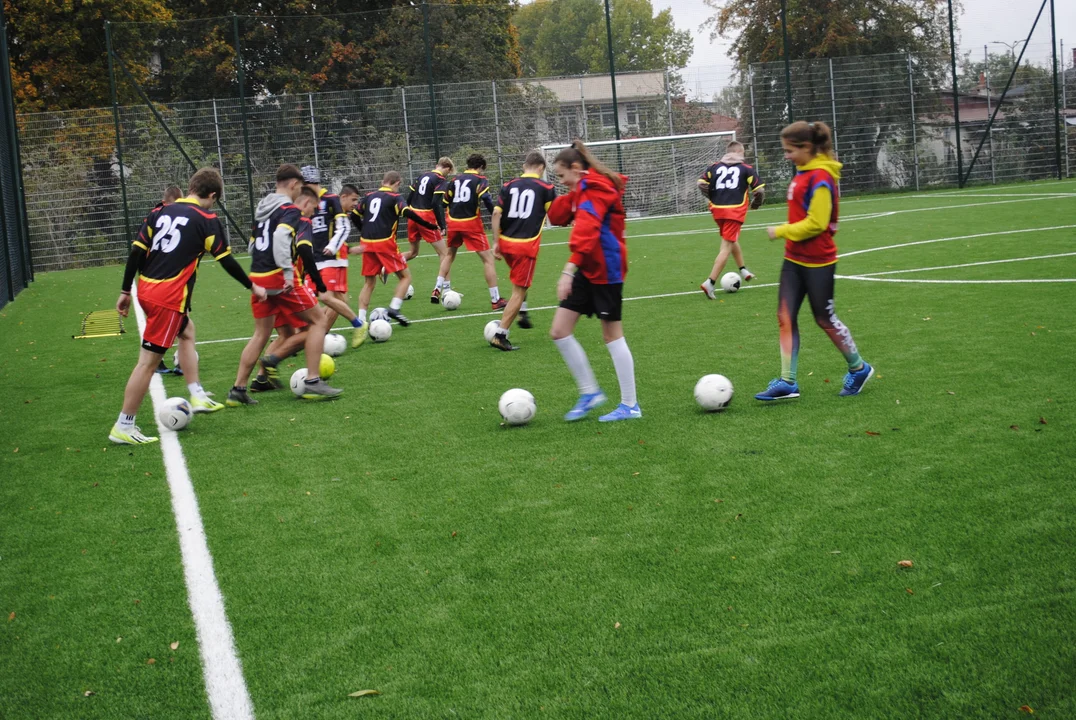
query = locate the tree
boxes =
[514,0,691,77]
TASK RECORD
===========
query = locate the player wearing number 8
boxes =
[698,140,765,299]
[488,151,557,350]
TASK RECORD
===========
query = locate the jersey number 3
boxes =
[713,166,741,190]
[152,215,190,253]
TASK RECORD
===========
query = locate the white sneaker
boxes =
[700,278,717,300]
[740,268,756,282]
[108,424,159,445]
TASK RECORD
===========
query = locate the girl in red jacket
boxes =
[756,121,873,401]
[547,141,640,422]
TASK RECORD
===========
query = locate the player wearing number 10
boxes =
[698,140,764,299]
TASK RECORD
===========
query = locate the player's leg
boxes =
[404,239,421,262]
[111,346,165,444]
[174,318,223,413]
[476,248,504,309]
[803,264,873,396]
[551,275,606,421]
[321,289,362,328]
[596,284,640,422]
[387,261,412,326]
[229,315,275,406]
[430,239,449,301]
[491,253,534,351]
[755,261,806,401]
[436,244,458,298]
[730,241,754,281]
[353,273,377,347]
[253,324,294,392]
[293,303,341,399]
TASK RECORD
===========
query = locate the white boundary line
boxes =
[852,252,1076,276]
[839,276,1076,285]
[839,224,1076,258]
[132,289,255,720]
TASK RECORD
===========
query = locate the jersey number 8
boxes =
[506,188,535,219]
[152,215,190,253]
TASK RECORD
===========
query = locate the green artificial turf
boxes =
[1,180,1074,718]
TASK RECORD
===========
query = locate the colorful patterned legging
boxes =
[777,260,862,382]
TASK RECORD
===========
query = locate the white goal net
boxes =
[541,131,736,219]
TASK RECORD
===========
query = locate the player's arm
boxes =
[296,243,327,294]
[406,183,417,207]
[769,182,831,242]
[491,206,503,258]
[433,187,447,231]
[547,192,575,226]
[697,168,712,199]
[117,215,155,315]
[324,210,351,256]
[206,221,264,299]
[479,181,495,216]
[749,170,765,209]
[273,216,299,286]
[401,207,438,230]
[566,188,611,266]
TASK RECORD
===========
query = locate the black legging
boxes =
[777,260,861,381]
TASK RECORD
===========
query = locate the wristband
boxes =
[120,290,131,295]
[561,271,574,278]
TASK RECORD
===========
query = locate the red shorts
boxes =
[502,251,537,288]
[274,311,308,330]
[310,267,348,293]
[251,284,318,320]
[447,229,489,252]
[139,299,188,353]
[408,212,443,243]
[362,251,408,277]
[711,214,743,243]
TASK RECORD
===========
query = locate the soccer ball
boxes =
[369,319,393,342]
[695,374,734,412]
[484,320,502,344]
[441,290,462,310]
[290,368,308,397]
[720,272,741,293]
[319,353,335,380]
[499,388,536,426]
[158,397,193,430]
[405,284,415,300]
[323,333,346,357]
[369,307,389,323]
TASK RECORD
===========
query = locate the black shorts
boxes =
[559,272,623,322]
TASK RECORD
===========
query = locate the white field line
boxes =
[852,252,1076,276]
[839,224,1076,258]
[132,290,255,720]
[839,276,1076,284]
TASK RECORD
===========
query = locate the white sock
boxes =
[187,382,209,401]
[443,281,451,290]
[358,308,367,323]
[117,412,135,429]
[436,276,445,290]
[553,335,599,395]
[390,296,403,311]
[521,301,528,311]
[606,337,637,407]
[495,327,508,337]
[489,287,500,302]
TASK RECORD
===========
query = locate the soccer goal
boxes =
[541,131,736,219]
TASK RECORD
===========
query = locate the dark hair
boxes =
[340,183,360,196]
[466,153,487,171]
[382,170,401,186]
[299,186,318,200]
[162,185,183,203]
[780,121,834,157]
[188,169,223,199]
[437,156,455,173]
[276,163,304,183]
[553,140,624,191]
[523,150,546,168]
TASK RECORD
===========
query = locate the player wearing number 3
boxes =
[698,140,764,299]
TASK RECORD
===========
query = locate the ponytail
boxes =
[553,140,625,191]
[780,120,834,157]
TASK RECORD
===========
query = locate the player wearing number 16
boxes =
[698,140,764,299]
[110,168,265,445]
[439,154,505,310]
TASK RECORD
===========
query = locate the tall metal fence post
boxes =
[2,2,31,281]
[233,15,256,224]
[907,54,920,191]
[492,81,504,180]
[212,99,227,220]
[579,78,588,141]
[308,93,319,168]
[1063,39,1070,177]
[104,22,132,247]
[748,64,760,175]
[664,68,674,134]
[828,58,839,154]
[421,1,441,159]
[984,46,996,184]
[947,0,964,186]
[401,88,414,182]
[1049,0,1062,179]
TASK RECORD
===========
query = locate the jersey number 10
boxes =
[506,188,535,219]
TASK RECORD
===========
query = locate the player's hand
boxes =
[750,193,764,210]
[322,247,335,257]
[116,293,131,317]
[557,273,573,301]
[251,284,267,301]
[282,282,294,293]
[766,227,778,240]
[493,243,502,260]
[348,245,361,255]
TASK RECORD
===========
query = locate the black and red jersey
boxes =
[133,197,230,312]
[700,162,763,222]
[311,189,349,268]
[358,187,407,248]
[444,170,492,223]
[496,173,557,258]
[249,202,302,277]
[407,170,448,212]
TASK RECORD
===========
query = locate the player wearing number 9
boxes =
[110,168,265,445]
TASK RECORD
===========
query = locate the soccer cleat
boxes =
[352,324,369,347]
[190,396,225,413]
[490,334,516,352]
[740,268,756,282]
[598,403,643,422]
[564,390,607,422]
[839,362,875,397]
[754,378,800,401]
[156,360,171,374]
[517,311,533,329]
[700,278,717,300]
[491,298,508,311]
[387,309,410,327]
[301,378,343,400]
[250,376,277,393]
[109,424,159,445]
[172,363,184,377]
[225,387,259,407]
[260,355,281,383]
[430,287,442,304]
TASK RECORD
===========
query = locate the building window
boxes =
[588,104,617,129]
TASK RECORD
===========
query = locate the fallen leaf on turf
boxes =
[807,371,813,376]
[1039,417,1047,425]
[12,448,17,453]
[451,531,457,537]
[348,689,380,698]
[632,472,639,476]
[824,378,830,383]
[714,499,723,503]
[116,637,122,643]
[895,399,900,404]
[922,317,931,321]
[947,391,955,395]
[898,560,914,568]
[638,440,645,445]
[84,690,95,697]
[1019,705,1033,714]
[905,588,914,595]
[614,622,621,629]
[170,641,179,650]
[7,612,13,621]
[866,430,880,436]
[146,658,156,665]
[1010,425,1019,431]
[829,550,841,555]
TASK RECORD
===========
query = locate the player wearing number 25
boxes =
[698,140,765,299]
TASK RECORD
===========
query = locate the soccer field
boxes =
[2,180,1075,719]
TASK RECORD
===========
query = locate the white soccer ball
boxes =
[720,272,741,293]
[323,333,347,357]
[695,374,734,412]
[484,320,502,344]
[498,388,536,426]
[369,319,393,343]
[405,284,415,300]
[441,290,462,310]
[369,307,389,323]
[290,368,308,397]
[158,397,193,430]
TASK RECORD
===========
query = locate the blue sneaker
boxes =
[564,391,607,421]
[839,362,874,396]
[598,403,643,422]
[754,378,800,401]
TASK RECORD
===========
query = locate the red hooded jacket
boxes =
[548,170,628,285]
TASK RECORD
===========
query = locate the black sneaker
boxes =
[490,334,516,352]
[226,387,259,407]
[260,355,281,383]
[387,309,410,327]
[517,311,533,329]
[172,362,184,377]
[250,376,277,393]
[156,360,171,374]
